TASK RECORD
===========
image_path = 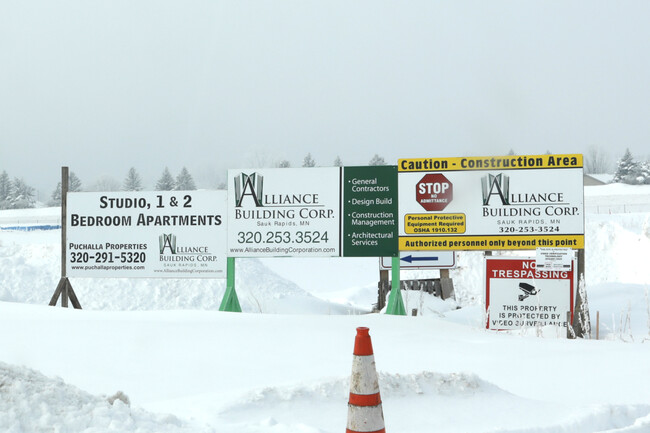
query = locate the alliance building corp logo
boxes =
[482,173,510,206]
[234,173,264,207]
[159,233,177,254]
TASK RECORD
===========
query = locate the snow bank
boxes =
[0,361,213,433]
[0,233,367,314]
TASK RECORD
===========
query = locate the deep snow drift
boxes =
[1,183,649,432]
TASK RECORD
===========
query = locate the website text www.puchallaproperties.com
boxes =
[71,264,145,271]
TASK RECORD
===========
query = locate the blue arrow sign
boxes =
[401,255,439,263]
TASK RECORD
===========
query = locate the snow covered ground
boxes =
[1,183,650,432]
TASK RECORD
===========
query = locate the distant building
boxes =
[584,174,607,186]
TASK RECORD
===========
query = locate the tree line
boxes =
[0,153,387,209]
[0,166,196,209]
[274,153,386,168]
[1,149,648,209]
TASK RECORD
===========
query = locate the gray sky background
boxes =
[1,1,649,198]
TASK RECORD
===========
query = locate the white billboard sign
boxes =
[399,154,585,251]
[66,191,227,278]
[227,168,341,257]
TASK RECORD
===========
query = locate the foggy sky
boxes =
[2,1,649,197]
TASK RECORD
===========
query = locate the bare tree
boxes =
[584,145,612,174]
[246,149,274,168]
[89,175,121,192]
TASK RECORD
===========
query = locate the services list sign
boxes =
[342,166,398,257]
[67,191,227,278]
[485,257,575,330]
[399,154,585,251]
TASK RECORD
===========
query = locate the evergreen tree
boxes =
[69,172,83,192]
[369,154,386,166]
[49,171,83,206]
[0,171,12,210]
[638,160,650,185]
[156,167,175,191]
[613,148,639,184]
[175,167,196,190]
[333,156,343,167]
[276,160,291,168]
[302,153,316,167]
[9,178,35,209]
[123,167,143,191]
[507,149,516,155]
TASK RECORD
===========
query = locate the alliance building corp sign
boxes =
[399,154,585,251]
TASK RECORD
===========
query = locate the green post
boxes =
[385,256,406,315]
[219,257,242,312]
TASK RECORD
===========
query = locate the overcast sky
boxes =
[1,1,649,197]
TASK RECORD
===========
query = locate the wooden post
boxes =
[439,268,455,300]
[378,269,389,311]
[596,310,600,340]
[571,248,588,338]
[49,167,82,309]
[61,166,68,279]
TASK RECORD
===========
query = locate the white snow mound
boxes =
[0,361,213,433]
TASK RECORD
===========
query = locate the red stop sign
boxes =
[416,173,453,211]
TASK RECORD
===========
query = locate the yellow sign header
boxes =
[399,154,583,172]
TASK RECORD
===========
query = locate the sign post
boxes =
[49,166,82,309]
[219,257,241,312]
[385,256,406,315]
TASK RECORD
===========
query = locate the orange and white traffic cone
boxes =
[346,327,385,433]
